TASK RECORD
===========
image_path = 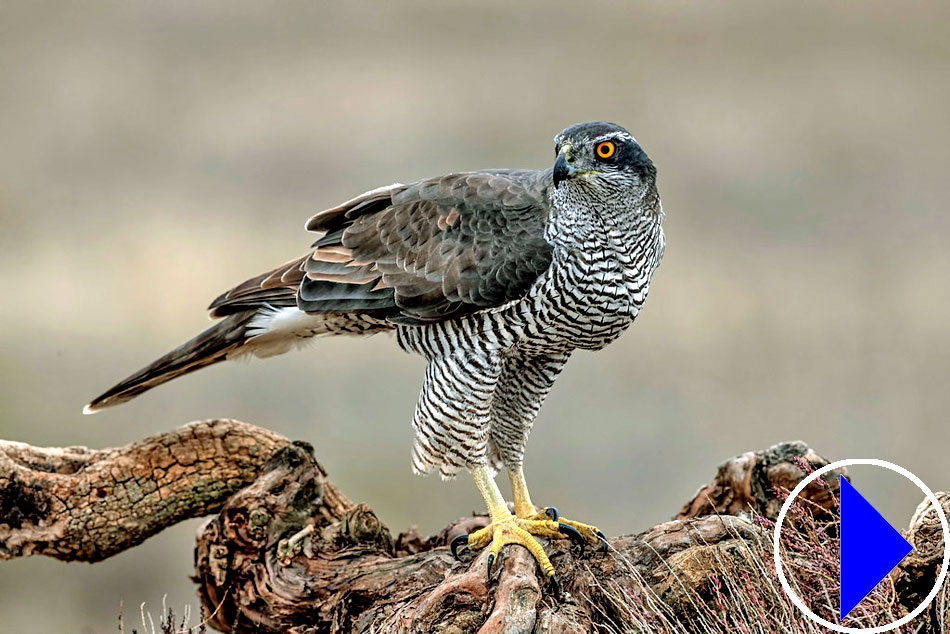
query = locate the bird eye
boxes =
[595,141,616,160]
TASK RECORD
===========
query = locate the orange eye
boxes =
[596,141,616,159]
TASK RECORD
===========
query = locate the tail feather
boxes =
[83,312,256,414]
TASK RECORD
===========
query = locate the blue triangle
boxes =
[839,475,914,620]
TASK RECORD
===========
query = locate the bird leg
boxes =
[451,466,585,590]
[508,466,609,554]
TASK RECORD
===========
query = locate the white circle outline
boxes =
[773,458,949,633]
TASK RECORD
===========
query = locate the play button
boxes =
[773,458,950,633]
[839,476,914,620]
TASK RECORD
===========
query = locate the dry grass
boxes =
[587,462,948,634]
[118,598,207,634]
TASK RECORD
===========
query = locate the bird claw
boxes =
[450,534,469,560]
[595,529,609,555]
[449,514,590,593]
[557,522,586,556]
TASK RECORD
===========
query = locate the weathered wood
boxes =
[899,491,950,624]
[0,419,288,561]
[676,440,843,520]
[1,422,946,633]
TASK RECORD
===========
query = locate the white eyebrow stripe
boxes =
[592,132,636,144]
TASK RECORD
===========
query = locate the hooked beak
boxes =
[553,145,576,188]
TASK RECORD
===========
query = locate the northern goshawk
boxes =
[86,121,665,590]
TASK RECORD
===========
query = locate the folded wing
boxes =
[210,170,555,325]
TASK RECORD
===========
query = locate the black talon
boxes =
[557,522,585,556]
[450,534,469,561]
[544,507,559,521]
[595,529,609,554]
[548,573,562,599]
[486,553,495,577]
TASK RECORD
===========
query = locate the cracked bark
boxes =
[0,419,288,561]
[1,422,946,633]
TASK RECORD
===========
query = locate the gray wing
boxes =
[209,169,555,325]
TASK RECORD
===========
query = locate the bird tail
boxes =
[83,312,257,414]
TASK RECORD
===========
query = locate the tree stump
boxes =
[1,420,946,633]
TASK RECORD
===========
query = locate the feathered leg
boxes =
[419,351,580,587]
[410,351,500,478]
[491,350,608,552]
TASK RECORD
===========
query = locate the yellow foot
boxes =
[523,507,609,554]
[450,514,585,590]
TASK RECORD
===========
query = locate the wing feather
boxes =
[211,170,554,325]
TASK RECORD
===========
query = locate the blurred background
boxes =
[1,1,948,631]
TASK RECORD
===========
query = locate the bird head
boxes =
[552,122,656,198]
